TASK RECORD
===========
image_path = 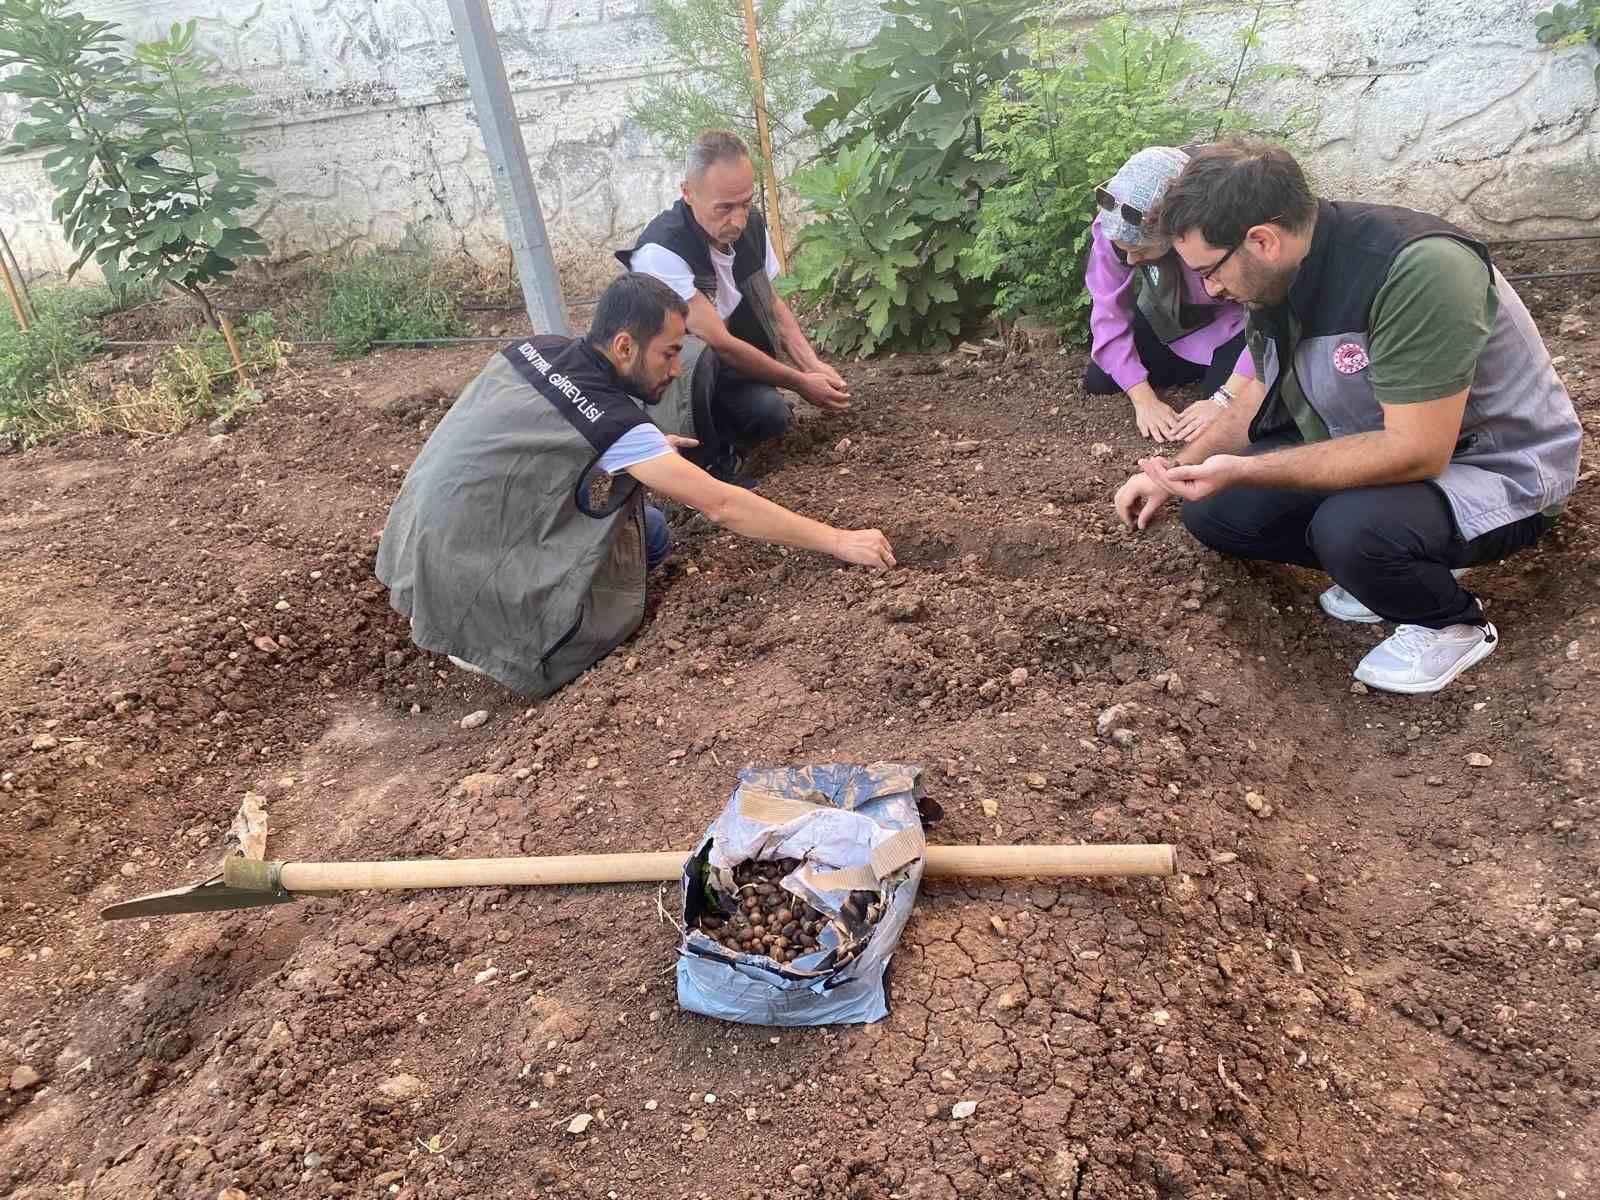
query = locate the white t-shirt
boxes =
[597,422,674,474]
[629,233,781,320]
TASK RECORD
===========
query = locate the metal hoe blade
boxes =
[99,873,297,920]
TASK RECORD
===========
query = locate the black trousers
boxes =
[685,346,791,471]
[1084,308,1248,397]
[1180,436,1555,628]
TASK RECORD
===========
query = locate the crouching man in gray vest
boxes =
[376,273,894,699]
[1113,141,1581,694]
[617,129,850,485]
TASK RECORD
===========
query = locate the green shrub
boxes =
[0,292,284,447]
[785,138,970,355]
[780,0,1035,356]
[0,285,113,446]
[966,9,1297,341]
[311,253,471,357]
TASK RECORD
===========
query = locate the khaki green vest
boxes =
[376,341,649,697]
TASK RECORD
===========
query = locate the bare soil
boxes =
[0,275,1597,1200]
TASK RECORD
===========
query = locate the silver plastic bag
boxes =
[675,762,926,1026]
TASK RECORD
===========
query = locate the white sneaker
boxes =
[1353,622,1498,694]
[1318,584,1384,624]
[1318,569,1469,625]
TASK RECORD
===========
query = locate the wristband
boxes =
[1210,384,1235,410]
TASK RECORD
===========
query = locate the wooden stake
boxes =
[0,244,28,331]
[217,311,250,387]
[0,227,34,325]
[739,0,788,273]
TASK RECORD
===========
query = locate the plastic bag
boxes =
[675,762,926,1026]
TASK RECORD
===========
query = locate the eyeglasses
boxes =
[1194,214,1283,281]
[1196,240,1243,282]
[1094,185,1143,230]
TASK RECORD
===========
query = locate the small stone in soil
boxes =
[950,1100,978,1120]
[460,710,490,730]
[1466,752,1493,768]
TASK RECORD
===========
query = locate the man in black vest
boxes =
[376,273,893,698]
[1113,141,1580,695]
[618,129,850,483]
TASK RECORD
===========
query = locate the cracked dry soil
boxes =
[0,275,1597,1200]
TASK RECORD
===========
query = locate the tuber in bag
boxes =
[676,762,926,1026]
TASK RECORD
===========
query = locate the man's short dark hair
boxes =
[587,272,688,351]
[685,129,750,183]
[1152,140,1317,248]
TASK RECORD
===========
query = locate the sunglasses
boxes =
[1094,185,1144,230]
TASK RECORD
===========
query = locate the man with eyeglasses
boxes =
[1113,140,1581,694]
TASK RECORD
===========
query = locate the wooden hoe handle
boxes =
[224,843,1175,894]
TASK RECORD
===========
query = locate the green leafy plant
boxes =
[0,284,113,446]
[1535,3,1600,87]
[310,252,471,357]
[806,0,1036,190]
[784,138,968,355]
[966,6,1298,339]
[0,287,282,447]
[627,0,843,182]
[783,0,1037,355]
[0,3,271,356]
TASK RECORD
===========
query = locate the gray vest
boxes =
[1252,202,1581,541]
[375,339,650,697]
[1134,253,1217,345]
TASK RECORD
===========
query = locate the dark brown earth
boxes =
[0,270,1596,1200]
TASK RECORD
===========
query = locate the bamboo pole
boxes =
[739,0,788,273]
[216,312,249,387]
[0,227,35,325]
[0,243,28,331]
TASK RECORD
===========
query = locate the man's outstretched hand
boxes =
[799,371,851,412]
[833,528,895,570]
[1142,454,1245,503]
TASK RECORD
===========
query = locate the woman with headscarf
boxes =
[1084,145,1255,442]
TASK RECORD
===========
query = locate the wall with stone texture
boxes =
[0,0,1595,283]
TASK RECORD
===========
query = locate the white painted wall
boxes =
[0,0,1595,282]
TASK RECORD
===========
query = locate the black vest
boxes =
[1249,200,1490,441]
[617,199,779,358]
[1248,200,1580,539]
